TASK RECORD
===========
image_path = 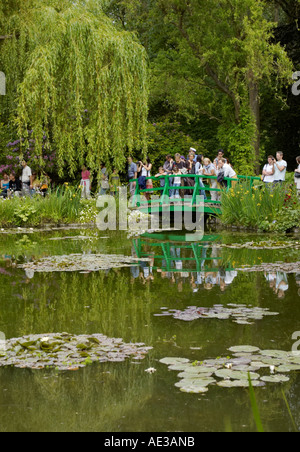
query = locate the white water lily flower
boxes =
[145,367,157,374]
[270,365,276,374]
[41,337,50,343]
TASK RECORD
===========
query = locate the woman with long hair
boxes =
[138,157,152,201]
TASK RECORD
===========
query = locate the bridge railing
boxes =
[132,236,235,273]
[130,174,260,208]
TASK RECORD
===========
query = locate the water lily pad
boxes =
[158,305,278,325]
[168,363,192,371]
[261,375,290,383]
[0,333,152,371]
[251,361,272,369]
[260,350,290,359]
[159,357,190,366]
[276,364,300,373]
[17,253,151,273]
[228,346,260,354]
[185,365,218,374]
[179,385,209,394]
[259,357,284,366]
[178,371,214,379]
[215,369,260,380]
[175,377,216,388]
[217,380,262,388]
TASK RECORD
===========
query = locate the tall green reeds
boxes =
[219,180,296,231]
[0,184,82,227]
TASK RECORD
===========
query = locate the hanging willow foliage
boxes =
[0,0,149,178]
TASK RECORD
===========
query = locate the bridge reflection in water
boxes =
[131,232,297,299]
[131,231,236,292]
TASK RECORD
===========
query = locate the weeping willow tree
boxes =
[0,0,149,178]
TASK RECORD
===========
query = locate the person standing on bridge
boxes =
[217,158,238,188]
[273,151,287,185]
[214,149,228,168]
[195,155,207,200]
[203,158,218,201]
[163,155,174,198]
[137,158,152,201]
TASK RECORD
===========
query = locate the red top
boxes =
[81,170,90,180]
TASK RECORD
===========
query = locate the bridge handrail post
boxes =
[131,178,140,207]
[191,176,200,206]
[160,175,169,206]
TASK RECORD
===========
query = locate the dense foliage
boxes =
[0,185,99,227]
[104,0,295,174]
[220,178,300,232]
[0,0,148,180]
[0,0,299,179]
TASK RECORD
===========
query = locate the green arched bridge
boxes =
[130,174,260,215]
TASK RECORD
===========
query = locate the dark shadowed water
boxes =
[0,228,299,432]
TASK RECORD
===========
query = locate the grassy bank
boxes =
[0,186,99,227]
[219,178,300,233]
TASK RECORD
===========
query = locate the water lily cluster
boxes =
[0,333,152,371]
[156,304,279,326]
[160,346,300,394]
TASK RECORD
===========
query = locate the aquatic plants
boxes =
[160,345,300,395]
[219,180,300,232]
[0,185,87,227]
[17,253,148,273]
[0,333,152,371]
[156,304,279,326]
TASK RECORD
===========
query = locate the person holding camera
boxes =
[262,155,276,186]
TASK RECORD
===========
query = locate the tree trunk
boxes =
[248,71,261,175]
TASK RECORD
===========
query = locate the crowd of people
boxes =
[262,152,300,196]
[0,160,49,199]
[1,150,300,200]
[126,149,300,200]
[127,149,238,201]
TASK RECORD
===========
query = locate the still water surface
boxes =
[0,228,299,432]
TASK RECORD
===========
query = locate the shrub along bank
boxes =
[0,186,99,228]
[219,177,300,233]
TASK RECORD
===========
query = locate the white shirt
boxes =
[21,165,32,183]
[276,272,289,292]
[222,163,237,179]
[263,164,275,183]
[195,162,203,175]
[224,271,238,285]
[295,164,300,189]
[274,160,287,181]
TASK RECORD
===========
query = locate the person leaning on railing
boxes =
[217,158,238,188]
[203,158,218,201]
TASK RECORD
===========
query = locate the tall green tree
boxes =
[0,0,149,178]
[106,0,293,174]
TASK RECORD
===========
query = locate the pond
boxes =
[0,227,299,432]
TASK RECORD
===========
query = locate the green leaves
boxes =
[0,0,149,177]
